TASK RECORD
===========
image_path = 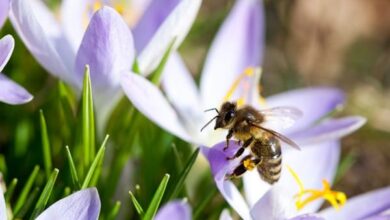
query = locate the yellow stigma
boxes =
[114,3,125,15]
[287,166,347,211]
[92,1,103,12]
[222,67,266,107]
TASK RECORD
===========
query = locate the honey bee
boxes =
[201,101,302,184]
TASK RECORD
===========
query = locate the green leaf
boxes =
[81,65,96,169]
[132,58,141,74]
[149,38,176,85]
[82,135,109,189]
[335,151,357,183]
[5,178,17,203]
[30,168,59,219]
[14,165,40,214]
[58,81,76,114]
[107,201,121,220]
[129,190,144,217]
[143,174,170,220]
[39,110,52,178]
[65,146,81,190]
[166,148,199,200]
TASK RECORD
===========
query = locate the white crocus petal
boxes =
[219,209,233,220]
[121,72,193,143]
[61,0,90,51]
[162,52,203,131]
[279,141,341,215]
[10,0,74,85]
[36,188,100,220]
[0,187,6,220]
[137,0,202,76]
[243,170,271,208]
[250,186,296,220]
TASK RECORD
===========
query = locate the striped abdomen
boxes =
[251,136,282,184]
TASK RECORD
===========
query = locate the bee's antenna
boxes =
[204,108,219,114]
[200,116,219,132]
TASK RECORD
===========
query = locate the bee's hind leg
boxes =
[225,155,261,179]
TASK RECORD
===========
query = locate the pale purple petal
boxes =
[61,0,90,51]
[200,0,264,108]
[0,0,9,29]
[138,0,202,76]
[0,73,33,105]
[133,0,180,52]
[75,6,135,90]
[10,0,74,85]
[291,116,366,145]
[320,187,390,220]
[161,52,202,123]
[155,200,191,220]
[288,214,325,220]
[36,188,100,220]
[242,168,270,208]
[278,141,341,214]
[364,214,390,220]
[121,72,192,142]
[201,143,252,220]
[265,87,345,134]
[0,35,13,72]
[0,187,6,220]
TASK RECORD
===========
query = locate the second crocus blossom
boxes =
[121,0,364,147]
[0,35,32,105]
[0,187,101,220]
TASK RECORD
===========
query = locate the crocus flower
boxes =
[201,138,390,220]
[9,0,201,121]
[121,0,364,147]
[0,187,100,220]
[0,34,32,105]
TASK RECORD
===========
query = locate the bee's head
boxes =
[215,102,237,130]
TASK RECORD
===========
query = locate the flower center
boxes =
[287,166,347,211]
[222,67,266,108]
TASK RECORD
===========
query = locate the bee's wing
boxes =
[249,123,301,150]
[258,106,303,130]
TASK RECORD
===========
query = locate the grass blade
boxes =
[14,165,39,214]
[65,146,80,189]
[129,190,144,217]
[166,148,199,200]
[81,65,96,169]
[143,174,170,220]
[30,168,59,219]
[81,135,109,189]
[39,110,52,178]
[107,201,121,220]
[149,38,176,85]
[5,178,17,203]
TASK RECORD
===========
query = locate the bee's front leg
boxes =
[223,129,234,151]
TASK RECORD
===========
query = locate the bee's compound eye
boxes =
[224,110,235,122]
